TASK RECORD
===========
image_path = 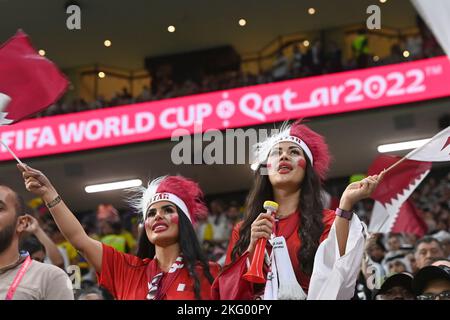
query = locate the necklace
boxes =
[0,254,21,271]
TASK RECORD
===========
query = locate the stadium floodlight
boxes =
[377,138,431,153]
[85,179,142,193]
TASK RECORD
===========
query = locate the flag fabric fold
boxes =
[405,127,450,162]
[0,30,68,125]
[391,199,427,238]
[368,155,431,234]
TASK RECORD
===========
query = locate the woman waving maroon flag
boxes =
[19,165,219,300]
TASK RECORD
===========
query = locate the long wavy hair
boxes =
[231,157,324,275]
[136,206,214,300]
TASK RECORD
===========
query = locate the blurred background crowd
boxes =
[33,16,443,119]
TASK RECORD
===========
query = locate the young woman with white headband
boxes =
[18,165,219,300]
[213,120,384,300]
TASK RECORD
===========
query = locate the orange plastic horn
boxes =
[242,200,279,283]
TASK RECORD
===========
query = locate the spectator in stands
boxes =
[367,234,387,264]
[413,264,450,300]
[19,235,46,263]
[352,29,369,68]
[121,87,132,100]
[19,214,64,268]
[0,185,73,300]
[90,95,107,110]
[326,41,343,73]
[100,219,129,253]
[383,44,404,65]
[436,220,449,233]
[432,231,450,259]
[208,199,230,247]
[383,253,411,275]
[387,233,403,252]
[77,286,105,300]
[46,222,78,269]
[226,201,242,227]
[430,258,450,268]
[361,233,387,293]
[414,236,445,270]
[220,201,242,250]
[373,272,415,300]
[272,50,289,81]
[420,21,443,58]
[406,252,419,274]
[97,204,137,253]
[137,85,152,102]
[405,34,423,60]
[76,285,114,300]
[290,44,303,77]
[196,199,230,260]
[311,39,324,75]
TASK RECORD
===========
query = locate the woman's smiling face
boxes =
[145,201,180,247]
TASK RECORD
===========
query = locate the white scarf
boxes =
[263,236,307,300]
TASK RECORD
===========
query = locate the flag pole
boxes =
[381,126,450,175]
[382,155,407,175]
[0,140,23,165]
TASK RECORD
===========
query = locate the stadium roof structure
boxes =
[0,0,418,70]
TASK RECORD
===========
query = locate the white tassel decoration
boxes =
[272,236,307,300]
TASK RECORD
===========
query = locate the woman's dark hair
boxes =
[136,206,214,299]
[231,157,324,275]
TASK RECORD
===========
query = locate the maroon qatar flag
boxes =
[367,155,431,236]
[0,30,68,125]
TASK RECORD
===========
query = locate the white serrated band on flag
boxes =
[406,127,450,162]
[0,112,13,125]
[369,169,430,233]
[0,92,13,125]
[0,92,11,112]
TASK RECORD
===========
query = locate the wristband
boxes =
[46,195,62,209]
[335,207,353,220]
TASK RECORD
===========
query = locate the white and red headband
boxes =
[253,120,331,180]
[268,135,314,166]
[129,175,207,225]
[254,123,313,166]
[146,192,191,223]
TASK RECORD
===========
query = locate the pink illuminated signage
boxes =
[1,56,450,161]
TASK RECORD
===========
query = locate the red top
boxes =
[224,209,335,291]
[98,244,220,300]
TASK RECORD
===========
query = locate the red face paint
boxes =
[170,214,179,225]
[297,158,306,170]
[267,163,272,169]
[144,219,151,229]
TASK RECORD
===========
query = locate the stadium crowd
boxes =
[1,15,448,300]
[10,167,450,300]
